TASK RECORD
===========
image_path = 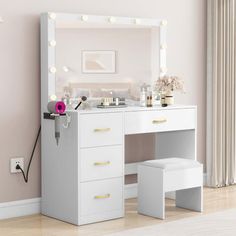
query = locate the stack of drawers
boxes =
[79,112,124,224]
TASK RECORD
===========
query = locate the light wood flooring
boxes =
[1,186,236,236]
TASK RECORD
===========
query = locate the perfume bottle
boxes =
[146,88,153,107]
[140,84,147,107]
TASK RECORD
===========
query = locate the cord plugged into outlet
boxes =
[16,164,28,183]
[10,158,24,173]
[12,126,41,183]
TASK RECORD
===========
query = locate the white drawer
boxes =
[80,146,123,182]
[80,113,123,148]
[80,178,123,217]
[125,108,196,134]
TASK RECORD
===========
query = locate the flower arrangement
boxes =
[155,75,184,93]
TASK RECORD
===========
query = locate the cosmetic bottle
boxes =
[152,90,160,106]
[147,95,153,107]
[146,88,153,107]
[140,84,147,107]
[115,97,119,106]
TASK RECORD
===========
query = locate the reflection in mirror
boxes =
[55,28,160,104]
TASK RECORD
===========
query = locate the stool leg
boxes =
[138,165,165,219]
[176,186,203,212]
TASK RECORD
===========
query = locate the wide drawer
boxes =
[125,108,196,134]
[80,146,123,182]
[80,178,123,217]
[80,113,123,148]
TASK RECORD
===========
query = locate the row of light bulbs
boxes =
[48,12,168,26]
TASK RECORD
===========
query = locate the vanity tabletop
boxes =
[67,104,197,114]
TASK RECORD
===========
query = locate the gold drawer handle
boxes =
[152,118,167,124]
[94,194,111,199]
[94,161,111,166]
[94,128,111,132]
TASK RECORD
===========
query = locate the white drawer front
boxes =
[125,109,196,134]
[80,178,123,216]
[80,146,123,182]
[80,113,123,148]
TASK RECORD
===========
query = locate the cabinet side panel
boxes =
[41,111,79,225]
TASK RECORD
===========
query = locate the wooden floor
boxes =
[1,186,236,236]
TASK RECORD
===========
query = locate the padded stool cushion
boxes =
[141,158,202,170]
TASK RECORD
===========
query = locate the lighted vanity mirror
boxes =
[41,13,167,108]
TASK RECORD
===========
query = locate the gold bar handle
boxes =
[94,128,111,132]
[152,118,167,124]
[94,194,111,199]
[94,161,111,166]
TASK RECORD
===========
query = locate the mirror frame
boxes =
[40,12,167,111]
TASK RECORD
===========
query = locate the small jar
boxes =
[160,93,167,107]
[165,91,174,105]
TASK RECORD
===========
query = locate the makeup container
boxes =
[146,88,153,107]
[140,86,147,107]
[115,98,119,106]
[161,94,167,107]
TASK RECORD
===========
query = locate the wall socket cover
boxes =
[10,157,24,173]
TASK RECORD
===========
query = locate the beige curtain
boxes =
[207,0,236,187]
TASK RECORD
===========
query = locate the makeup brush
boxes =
[75,96,87,110]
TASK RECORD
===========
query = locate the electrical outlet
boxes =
[10,157,24,173]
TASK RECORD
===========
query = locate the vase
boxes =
[165,91,174,105]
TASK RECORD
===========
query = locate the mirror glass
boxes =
[54,20,161,103]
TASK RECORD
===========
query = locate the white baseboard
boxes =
[0,198,41,220]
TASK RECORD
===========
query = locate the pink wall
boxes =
[0,0,206,203]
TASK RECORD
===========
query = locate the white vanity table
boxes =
[41,105,197,225]
[40,13,197,225]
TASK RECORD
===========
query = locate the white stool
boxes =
[138,158,203,219]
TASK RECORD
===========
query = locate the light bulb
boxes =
[134,18,141,25]
[48,12,56,20]
[161,44,167,50]
[81,15,88,21]
[49,67,57,74]
[108,17,116,23]
[161,20,167,26]
[49,40,56,47]
[62,66,69,72]
[50,94,57,101]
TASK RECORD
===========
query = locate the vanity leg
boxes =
[176,186,203,212]
[138,165,165,219]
